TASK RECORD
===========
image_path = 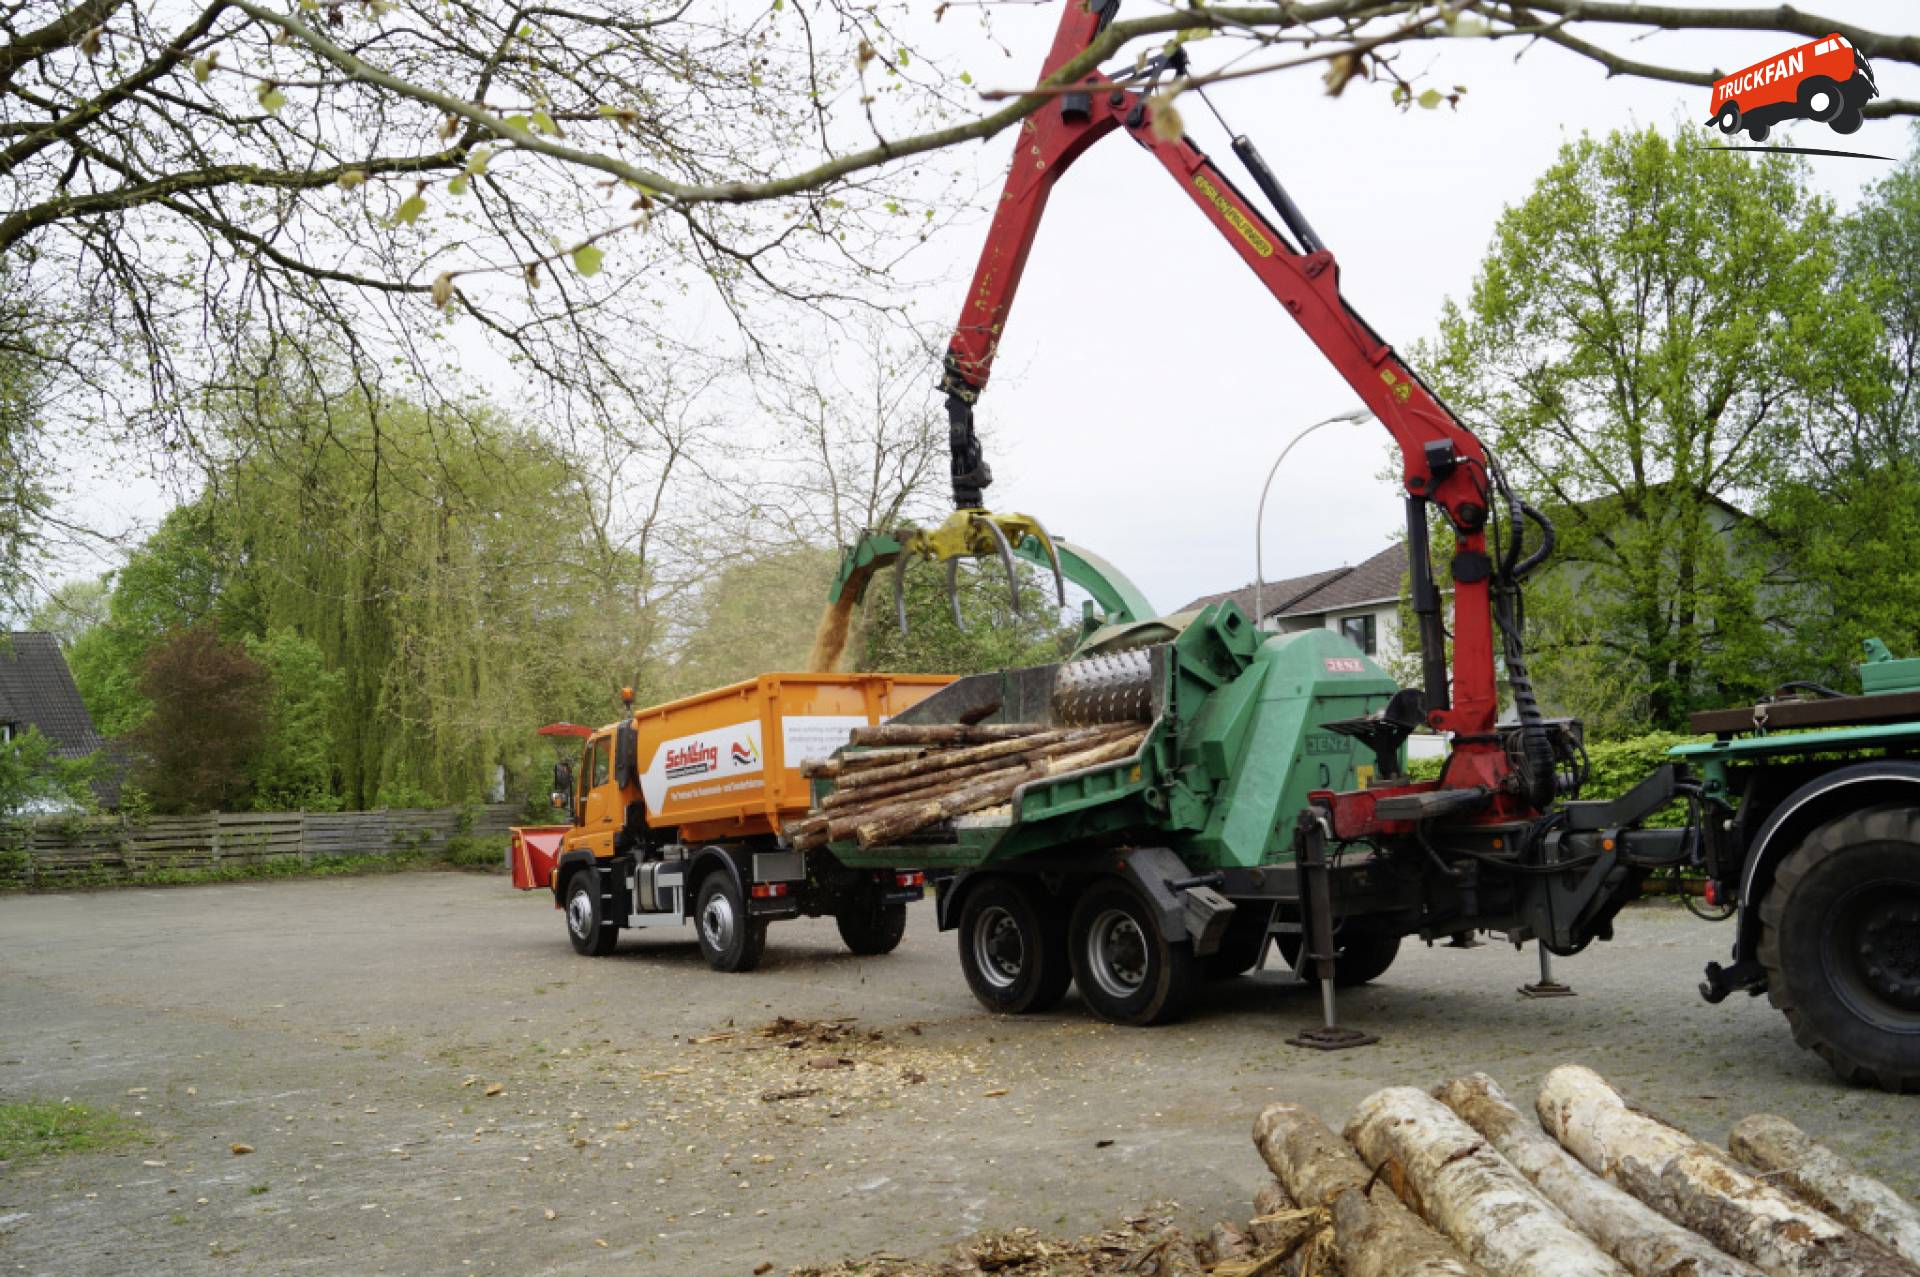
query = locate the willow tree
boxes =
[208,389,651,807]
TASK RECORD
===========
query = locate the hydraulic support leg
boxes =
[1519,941,1576,998]
[1287,813,1379,1051]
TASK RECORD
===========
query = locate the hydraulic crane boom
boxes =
[934,0,1561,821]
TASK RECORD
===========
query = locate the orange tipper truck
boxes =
[511,672,951,971]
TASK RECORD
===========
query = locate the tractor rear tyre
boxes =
[1276,921,1401,987]
[1758,804,1920,1092]
[957,878,1073,1014]
[695,873,767,973]
[836,902,908,956]
[564,867,619,957]
[1068,881,1199,1026]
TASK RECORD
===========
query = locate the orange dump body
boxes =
[567,673,950,854]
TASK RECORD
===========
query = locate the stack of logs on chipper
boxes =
[784,721,1145,851]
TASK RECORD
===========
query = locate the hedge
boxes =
[1406,731,1703,826]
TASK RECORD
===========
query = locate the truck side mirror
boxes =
[550,791,567,809]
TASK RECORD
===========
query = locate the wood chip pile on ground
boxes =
[784,722,1146,851]
[799,1064,1920,1277]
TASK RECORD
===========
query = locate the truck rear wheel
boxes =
[564,867,619,957]
[837,902,908,956]
[695,873,766,973]
[957,878,1072,1014]
[1068,881,1198,1026]
[1758,804,1920,1092]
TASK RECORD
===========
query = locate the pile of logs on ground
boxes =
[792,1064,1917,1277]
[1241,1064,1920,1277]
[784,721,1145,851]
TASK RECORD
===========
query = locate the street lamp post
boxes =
[1253,408,1372,630]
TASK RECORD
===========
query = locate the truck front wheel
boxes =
[695,874,767,973]
[1758,804,1920,1092]
[957,878,1072,1014]
[564,868,619,957]
[1068,881,1198,1026]
[837,902,908,956]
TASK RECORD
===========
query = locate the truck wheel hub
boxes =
[1857,902,1920,1009]
[1087,909,1149,999]
[702,894,736,951]
[972,906,1026,988]
[567,890,593,937]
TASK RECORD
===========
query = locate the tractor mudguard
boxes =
[1732,760,1920,965]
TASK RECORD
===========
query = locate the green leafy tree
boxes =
[1763,127,1920,676]
[65,506,233,737]
[0,726,105,816]
[26,577,108,648]
[242,629,344,812]
[1424,126,1883,731]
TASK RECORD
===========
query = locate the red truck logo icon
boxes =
[1708,33,1877,141]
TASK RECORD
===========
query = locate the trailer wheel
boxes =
[956,879,1072,1014]
[1758,804,1920,1092]
[1832,105,1864,135]
[1714,102,1741,135]
[836,902,908,956]
[563,867,619,957]
[1276,921,1400,987]
[1068,881,1198,1026]
[695,873,766,973]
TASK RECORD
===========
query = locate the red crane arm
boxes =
[940,2,1507,746]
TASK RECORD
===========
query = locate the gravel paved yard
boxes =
[1,872,1913,1276]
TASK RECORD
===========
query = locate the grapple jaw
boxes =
[838,509,1068,635]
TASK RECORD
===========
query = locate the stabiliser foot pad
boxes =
[1287,1025,1380,1051]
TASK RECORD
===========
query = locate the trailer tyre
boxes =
[956,879,1072,1014]
[563,867,619,957]
[836,902,908,956]
[1758,803,1920,1093]
[1068,881,1198,1026]
[695,873,766,973]
[1714,102,1741,135]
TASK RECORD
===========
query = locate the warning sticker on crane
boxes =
[641,721,765,810]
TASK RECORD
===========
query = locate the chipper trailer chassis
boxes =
[512,672,949,971]
[810,0,1920,1089]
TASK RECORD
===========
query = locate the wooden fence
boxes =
[0,804,522,888]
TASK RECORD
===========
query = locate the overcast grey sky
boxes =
[48,2,1920,623]
[909,1,1919,615]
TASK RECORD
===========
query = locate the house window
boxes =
[1339,613,1377,655]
